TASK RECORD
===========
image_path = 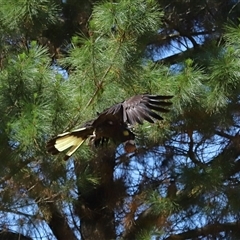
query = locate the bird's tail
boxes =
[46,127,93,160]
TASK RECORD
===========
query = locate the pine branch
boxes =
[123,205,169,240]
[187,131,205,167]
[85,38,123,108]
[166,222,240,239]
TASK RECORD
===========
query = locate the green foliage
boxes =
[61,0,166,118]
[147,191,176,214]
[0,0,59,32]
[91,0,162,37]
[1,0,240,240]
[0,42,77,157]
[205,47,240,111]
[173,60,206,112]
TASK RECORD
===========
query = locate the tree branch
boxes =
[47,203,78,240]
[166,222,240,239]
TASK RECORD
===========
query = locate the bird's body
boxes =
[46,94,172,160]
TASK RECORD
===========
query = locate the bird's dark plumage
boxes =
[46,94,172,160]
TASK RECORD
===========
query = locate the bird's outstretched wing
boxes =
[98,94,173,125]
[46,94,173,160]
[46,126,93,160]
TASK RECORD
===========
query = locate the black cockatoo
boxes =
[46,94,172,160]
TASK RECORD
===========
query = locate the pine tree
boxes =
[0,0,240,239]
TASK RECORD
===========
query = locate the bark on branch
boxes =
[166,222,240,239]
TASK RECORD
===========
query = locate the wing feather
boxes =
[130,105,154,123]
[64,140,86,160]
[93,103,124,126]
[146,95,173,100]
[46,127,93,160]
[126,107,143,125]
[123,94,172,125]
[102,103,122,115]
[147,109,164,120]
[145,103,171,112]
[148,100,173,106]
[93,94,172,126]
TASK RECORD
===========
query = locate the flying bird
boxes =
[46,94,172,160]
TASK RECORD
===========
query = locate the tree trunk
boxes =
[75,149,117,240]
